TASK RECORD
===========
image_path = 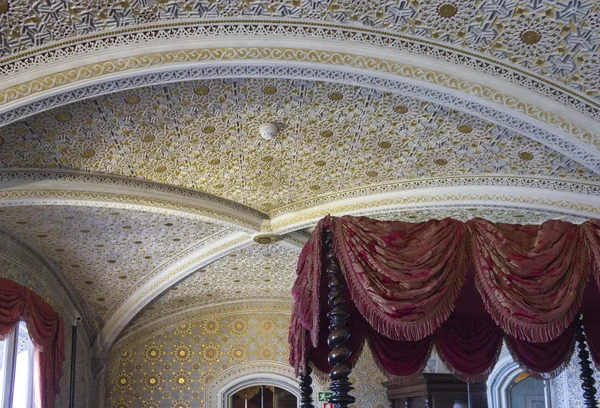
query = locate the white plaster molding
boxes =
[92,231,253,359]
[116,299,293,350]
[0,37,598,172]
[0,171,266,232]
[487,355,555,408]
[0,31,595,131]
[267,185,600,234]
[205,361,324,408]
[218,372,302,408]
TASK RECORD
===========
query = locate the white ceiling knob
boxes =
[259,123,278,140]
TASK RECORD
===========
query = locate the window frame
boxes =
[487,354,555,408]
[0,322,35,408]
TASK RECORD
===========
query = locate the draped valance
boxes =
[289,216,600,383]
[0,277,65,408]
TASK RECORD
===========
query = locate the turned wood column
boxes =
[299,364,314,408]
[576,314,598,408]
[324,226,355,407]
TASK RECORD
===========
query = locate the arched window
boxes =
[220,373,302,408]
[487,355,554,408]
[0,321,35,408]
[230,385,298,408]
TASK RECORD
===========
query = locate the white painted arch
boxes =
[1,36,598,172]
[487,355,555,408]
[219,373,302,408]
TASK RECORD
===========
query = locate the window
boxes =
[487,355,553,408]
[507,373,549,408]
[230,385,297,408]
[0,321,35,408]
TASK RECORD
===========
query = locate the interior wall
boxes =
[0,235,91,407]
[104,309,389,408]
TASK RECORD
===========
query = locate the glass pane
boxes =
[0,337,6,404]
[231,386,297,408]
[508,373,547,408]
[274,386,297,408]
[12,321,33,408]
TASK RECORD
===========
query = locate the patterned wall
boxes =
[105,310,389,408]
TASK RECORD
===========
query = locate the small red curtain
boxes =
[289,215,600,381]
[0,278,65,408]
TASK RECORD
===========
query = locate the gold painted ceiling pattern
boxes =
[0,0,599,101]
[128,242,300,330]
[0,205,226,332]
[1,78,596,213]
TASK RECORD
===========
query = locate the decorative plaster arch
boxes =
[268,185,600,234]
[113,299,293,354]
[487,355,555,408]
[0,171,267,232]
[0,39,598,172]
[218,372,302,408]
[205,361,324,408]
[92,231,253,358]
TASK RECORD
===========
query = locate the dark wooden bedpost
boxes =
[576,314,598,408]
[299,364,314,408]
[324,225,355,407]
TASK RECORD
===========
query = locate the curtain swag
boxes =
[0,277,65,408]
[289,216,600,382]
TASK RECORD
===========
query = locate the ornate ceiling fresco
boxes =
[0,0,598,362]
[127,241,299,332]
[0,205,228,334]
[0,78,597,213]
[0,0,599,103]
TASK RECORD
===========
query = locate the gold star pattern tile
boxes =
[108,312,389,408]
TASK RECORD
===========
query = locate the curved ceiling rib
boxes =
[0,171,267,231]
[1,39,598,172]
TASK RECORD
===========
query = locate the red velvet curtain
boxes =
[0,278,65,408]
[290,215,600,381]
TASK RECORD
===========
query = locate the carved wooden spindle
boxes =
[576,314,598,408]
[324,226,355,407]
[299,364,314,408]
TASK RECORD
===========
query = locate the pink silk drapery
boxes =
[289,216,600,381]
[0,278,65,408]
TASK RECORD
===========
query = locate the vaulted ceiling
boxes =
[0,0,598,360]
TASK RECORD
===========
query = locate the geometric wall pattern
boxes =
[106,311,389,408]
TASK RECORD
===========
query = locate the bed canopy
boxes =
[289,215,600,407]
